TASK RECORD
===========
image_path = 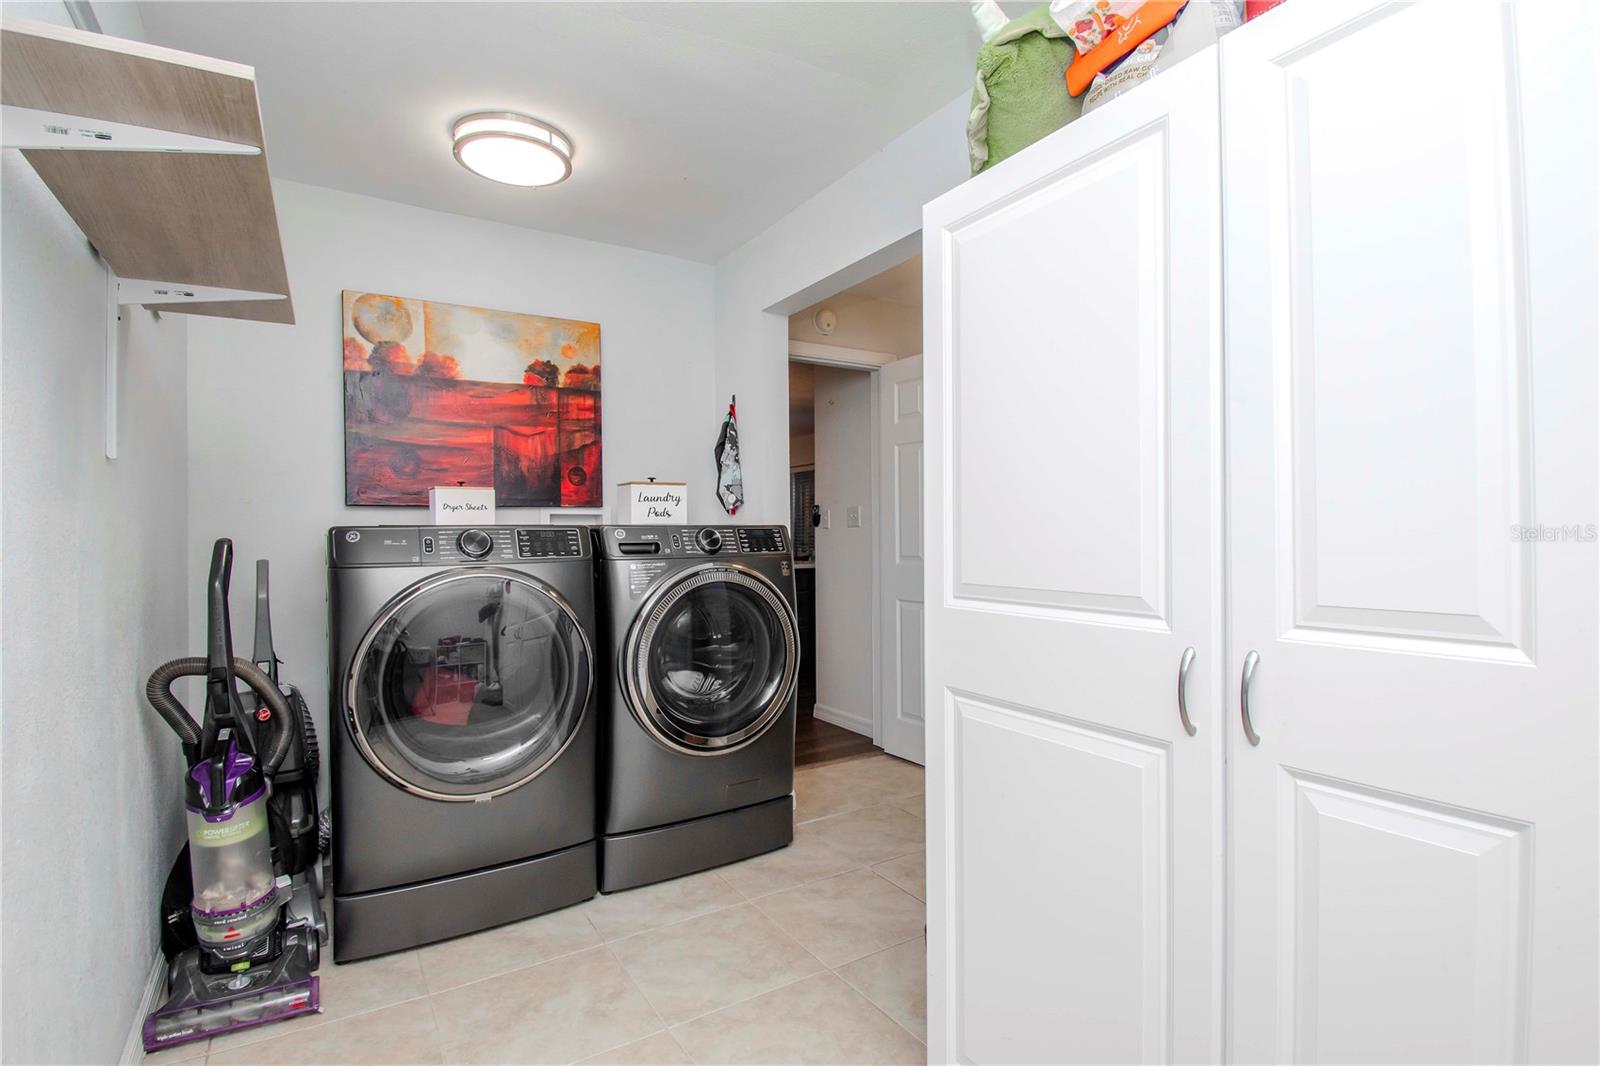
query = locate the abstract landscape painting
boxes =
[342,291,601,507]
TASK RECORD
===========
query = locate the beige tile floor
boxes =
[147,753,925,1066]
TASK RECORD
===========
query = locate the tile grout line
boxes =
[839,980,929,1049]
[660,968,825,1032]
[724,849,873,903]
[825,931,929,1047]
[421,990,448,1063]
[664,952,926,1050]
[795,792,925,827]
[827,927,926,973]
[602,887,831,1032]
[587,939,672,1064]
[604,857,915,1037]
[591,872,747,943]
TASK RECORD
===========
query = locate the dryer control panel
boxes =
[330,525,589,566]
[595,525,790,560]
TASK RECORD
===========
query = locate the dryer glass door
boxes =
[347,570,593,801]
[626,564,798,753]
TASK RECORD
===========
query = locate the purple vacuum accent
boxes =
[186,739,264,820]
[142,974,321,1053]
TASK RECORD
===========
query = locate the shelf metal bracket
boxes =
[1,104,261,155]
[1,101,270,460]
[101,270,287,461]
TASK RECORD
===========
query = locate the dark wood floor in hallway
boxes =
[794,715,879,768]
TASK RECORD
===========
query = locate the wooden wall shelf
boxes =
[1,18,294,324]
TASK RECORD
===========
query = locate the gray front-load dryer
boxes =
[595,524,798,892]
[328,525,597,961]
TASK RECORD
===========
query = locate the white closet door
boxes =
[879,355,926,764]
[1222,2,1599,1062]
[924,52,1224,1064]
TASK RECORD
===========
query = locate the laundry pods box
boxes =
[615,480,687,524]
[429,485,496,525]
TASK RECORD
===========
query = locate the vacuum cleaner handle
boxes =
[200,539,249,754]
[146,656,297,772]
[252,559,282,685]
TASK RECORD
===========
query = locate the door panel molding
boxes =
[1279,768,1532,1064]
[950,689,1172,1065]
[946,121,1171,628]
[1265,0,1535,663]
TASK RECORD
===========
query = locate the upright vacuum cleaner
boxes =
[141,539,325,1052]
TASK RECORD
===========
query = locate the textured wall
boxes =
[1,150,191,1062]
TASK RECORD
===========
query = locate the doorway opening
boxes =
[783,252,924,769]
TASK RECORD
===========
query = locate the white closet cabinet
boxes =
[923,46,1226,1065]
[923,1,1597,1063]
[1223,1,1596,1062]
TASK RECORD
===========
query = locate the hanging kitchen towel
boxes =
[715,395,744,515]
[967,4,1082,174]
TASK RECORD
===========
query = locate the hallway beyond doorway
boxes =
[796,717,880,769]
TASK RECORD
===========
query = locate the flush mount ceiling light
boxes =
[451,111,572,188]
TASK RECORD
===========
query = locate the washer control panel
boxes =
[330,526,589,566]
[595,525,789,560]
[735,527,786,554]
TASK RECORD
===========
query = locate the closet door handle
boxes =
[1176,647,1197,736]
[1240,650,1262,746]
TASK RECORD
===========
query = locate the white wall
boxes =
[713,93,970,523]
[1,143,192,1065]
[184,179,716,773]
[811,367,876,732]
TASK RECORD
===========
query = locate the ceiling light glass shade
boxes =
[452,112,572,187]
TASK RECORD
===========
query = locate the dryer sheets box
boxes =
[429,486,496,525]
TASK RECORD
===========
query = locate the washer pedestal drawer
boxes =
[332,839,596,962]
[600,795,793,894]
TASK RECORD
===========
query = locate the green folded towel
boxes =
[968,4,1083,175]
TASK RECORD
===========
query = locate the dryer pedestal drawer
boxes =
[600,794,792,893]
[332,839,596,962]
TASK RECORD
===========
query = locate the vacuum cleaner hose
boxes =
[145,657,297,772]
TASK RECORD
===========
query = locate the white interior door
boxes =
[924,51,1224,1064]
[1222,2,1599,1062]
[878,355,925,764]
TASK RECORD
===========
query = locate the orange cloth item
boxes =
[1065,0,1186,95]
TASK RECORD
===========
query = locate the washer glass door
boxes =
[627,565,798,752]
[348,569,592,800]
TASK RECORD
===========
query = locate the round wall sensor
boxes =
[813,308,837,335]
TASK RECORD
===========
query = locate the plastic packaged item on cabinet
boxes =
[1244,0,1287,20]
[1049,0,1145,53]
[1082,26,1170,112]
[1062,0,1186,95]
[1082,1,1242,114]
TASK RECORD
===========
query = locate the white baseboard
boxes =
[120,947,166,1064]
[812,702,873,738]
